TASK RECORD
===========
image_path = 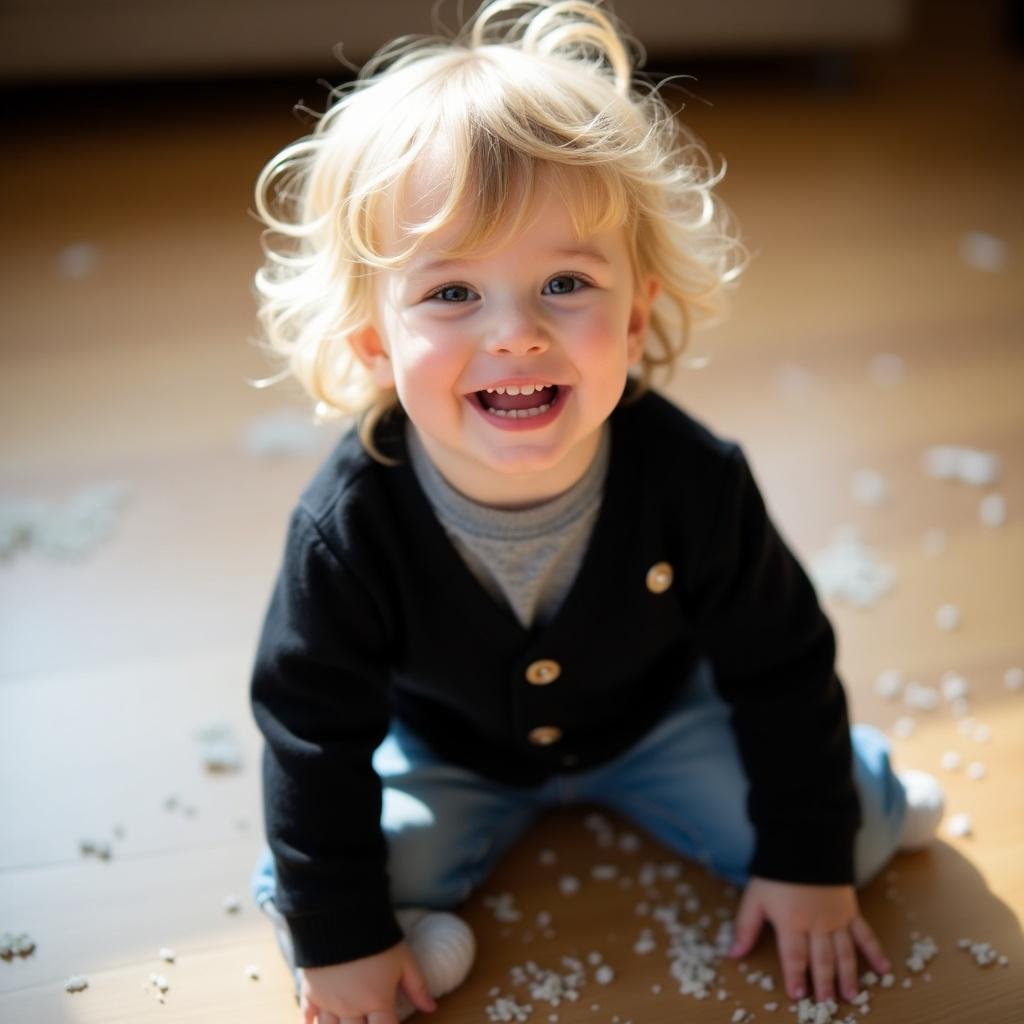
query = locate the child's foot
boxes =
[395,908,476,1020]
[897,769,946,850]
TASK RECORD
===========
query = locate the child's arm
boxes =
[728,877,891,1003]
[297,941,436,1024]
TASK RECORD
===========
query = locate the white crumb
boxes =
[65,975,89,993]
[810,527,895,608]
[921,528,948,556]
[851,469,889,507]
[223,895,241,914]
[558,876,580,896]
[940,751,962,772]
[935,603,961,630]
[195,721,244,772]
[940,672,969,701]
[245,964,260,980]
[979,493,1007,527]
[1004,667,1024,691]
[874,669,903,699]
[868,353,905,387]
[892,716,916,738]
[159,947,175,963]
[960,231,1007,272]
[966,762,986,781]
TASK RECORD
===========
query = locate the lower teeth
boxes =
[487,402,552,419]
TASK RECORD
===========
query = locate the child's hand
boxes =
[298,940,436,1024]
[728,877,891,1004]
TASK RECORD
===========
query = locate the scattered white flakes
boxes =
[861,971,878,987]
[150,973,170,993]
[957,938,1004,967]
[949,697,971,718]
[535,911,552,929]
[594,965,615,985]
[195,721,244,772]
[244,409,331,457]
[717,988,729,1000]
[586,951,603,966]
[489,986,502,998]
[0,933,36,959]
[940,751,962,772]
[905,935,938,974]
[979,493,1007,527]
[245,964,260,980]
[810,526,895,608]
[851,469,889,507]
[0,483,130,561]
[940,672,969,702]
[960,231,1008,272]
[868,353,906,388]
[651,984,662,994]
[874,669,903,699]
[539,849,557,865]
[760,975,775,991]
[484,893,523,923]
[618,832,641,853]
[946,812,973,838]
[591,864,619,881]
[904,681,940,711]
[923,446,1001,486]
[159,947,175,963]
[775,362,815,400]
[584,812,611,833]
[892,716,916,739]
[549,1015,558,1023]
[902,978,912,989]
[1004,667,1024,691]
[880,973,895,988]
[935,603,961,631]
[558,875,580,896]
[65,975,89,993]
[972,723,993,743]
[223,895,242,914]
[921,527,948,557]
[764,1000,779,1012]
[658,861,683,880]
[850,990,870,1006]
[796,997,839,1023]
[57,241,100,278]
[966,761,986,780]
[633,929,657,955]
[486,995,533,1022]
[732,1009,750,1023]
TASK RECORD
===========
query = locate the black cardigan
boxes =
[251,389,860,967]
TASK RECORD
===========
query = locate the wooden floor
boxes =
[1,2,1022,1022]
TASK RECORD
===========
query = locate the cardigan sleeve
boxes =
[251,506,402,967]
[691,446,861,885]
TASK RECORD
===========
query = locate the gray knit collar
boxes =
[406,421,609,541]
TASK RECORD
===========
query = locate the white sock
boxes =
[897,769,946,850]
[394,909,476,1020]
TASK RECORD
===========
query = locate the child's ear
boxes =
[626,276,661,365]
[349,325,395,390]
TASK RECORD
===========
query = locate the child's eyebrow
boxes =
[408,246,611,277]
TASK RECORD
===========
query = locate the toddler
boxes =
[248,2,945,1021]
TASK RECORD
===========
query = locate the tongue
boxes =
[479,387,555,411]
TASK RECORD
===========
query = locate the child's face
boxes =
[353,172,658,505]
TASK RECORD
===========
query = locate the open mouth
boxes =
[473,383,561,420]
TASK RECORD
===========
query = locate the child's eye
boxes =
[429,283,479,303]
[543,273,588,295]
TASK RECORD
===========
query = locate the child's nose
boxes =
[485,312,551,357]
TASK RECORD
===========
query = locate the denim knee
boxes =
[850,724,908,886]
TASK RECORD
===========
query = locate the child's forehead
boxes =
[381,152,617,262]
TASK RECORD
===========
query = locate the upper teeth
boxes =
[485,384,552,396]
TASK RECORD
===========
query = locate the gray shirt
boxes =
[407,423,609,629]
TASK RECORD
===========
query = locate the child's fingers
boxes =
[300,995,318,1024]
[400,952,437,1014]
[832,929,858,1001]
[368,1010,399,1024]
[776,929,810,999]
[809,931,836,1003]
[728,889,766,958]
[850,914,891,974]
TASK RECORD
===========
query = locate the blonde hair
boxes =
[252,0,746,456]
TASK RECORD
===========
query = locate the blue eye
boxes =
[544,274,586,295]
[430,284,478,303]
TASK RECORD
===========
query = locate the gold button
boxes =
[528,726,562,746]
[525,659,561,685]
[646,561,674,594]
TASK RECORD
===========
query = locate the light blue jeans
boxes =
[252,660,907,956]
